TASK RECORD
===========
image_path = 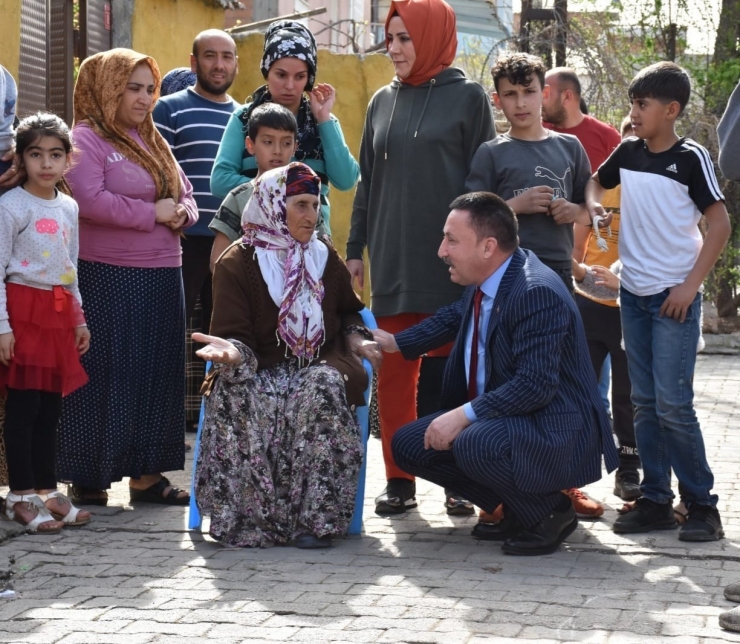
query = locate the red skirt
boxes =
[0,283,88,396]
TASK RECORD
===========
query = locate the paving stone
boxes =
[0,354,737,642]
[121,621,211,636]
[377,630,469,643]
[204,625,300,640]
[291,628,384,642]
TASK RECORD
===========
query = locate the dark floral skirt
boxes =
[195,346,363,547]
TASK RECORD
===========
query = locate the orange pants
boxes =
[376,312,452,481]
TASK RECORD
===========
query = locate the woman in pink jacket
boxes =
[59,49,198,507]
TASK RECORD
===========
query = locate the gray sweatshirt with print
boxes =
[466,131,591,271]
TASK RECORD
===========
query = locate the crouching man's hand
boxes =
[424,407,470,451]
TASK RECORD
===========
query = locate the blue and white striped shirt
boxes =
[154,87,239,236]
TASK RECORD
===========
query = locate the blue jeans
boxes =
[619,287,717,507]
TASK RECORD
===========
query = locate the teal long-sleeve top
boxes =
[210,106,360,236]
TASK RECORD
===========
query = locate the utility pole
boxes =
[519,0,568,67]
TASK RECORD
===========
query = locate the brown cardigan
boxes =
[208,241,368,407]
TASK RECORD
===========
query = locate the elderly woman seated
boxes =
[193,162,380,549]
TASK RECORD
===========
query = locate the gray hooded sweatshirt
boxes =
[348,67,495,317]
[718,80,740,181]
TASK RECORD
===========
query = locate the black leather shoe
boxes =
[501,504,578,555]
[295,533,332,549]
[471,513,523,541]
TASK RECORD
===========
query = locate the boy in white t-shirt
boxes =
[586,62,730,541]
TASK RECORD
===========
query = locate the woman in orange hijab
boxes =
[346,0,495,516]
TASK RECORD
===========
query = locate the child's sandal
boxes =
[4,493,64,534]
[37,490,91,526]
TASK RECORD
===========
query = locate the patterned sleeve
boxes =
[209,183,253,242]
[212,339,258,384]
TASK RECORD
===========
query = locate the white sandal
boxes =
[4,493,63,534]
[37,490,91,526]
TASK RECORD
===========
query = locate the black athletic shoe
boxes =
[612,497,676,533]
[678,504,724,542]
[613,469,642,501]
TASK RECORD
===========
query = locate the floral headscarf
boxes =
[160,67,196,96]
[260,20,317,91]
[242,162,328,362]
[73,48,181,202]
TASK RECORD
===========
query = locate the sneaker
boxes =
[612,497,676,533]
[613,469,642,501]
[678,504,724,542]
[720,605,740,632]
[443,490,475,516]
[563,488,604,518]
[725,581,740,603]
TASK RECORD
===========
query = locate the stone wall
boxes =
[131,0,225,76]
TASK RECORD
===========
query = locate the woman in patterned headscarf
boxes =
[59,48,198,507]
[210,20,359,251]
[160,67,197,97]
[193,162,379,549]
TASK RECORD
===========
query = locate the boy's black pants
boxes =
[576,294,640,470]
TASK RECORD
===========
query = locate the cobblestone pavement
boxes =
[0,354,739,643]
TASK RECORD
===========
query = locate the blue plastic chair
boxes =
[348,307,377,535]
[188,307,377,535]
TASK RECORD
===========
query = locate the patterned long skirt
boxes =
[195,358,362,547]
[57,261,186,488]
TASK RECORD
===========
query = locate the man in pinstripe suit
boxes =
[374,192,619,555]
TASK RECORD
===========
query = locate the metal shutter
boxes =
[18,0,49,118]
[48,0,74,124]
[80,0,112,60]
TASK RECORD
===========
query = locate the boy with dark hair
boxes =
[587,61,730,541]
[466,52,594,293]
[209,103,298,270]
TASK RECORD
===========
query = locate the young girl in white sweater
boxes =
[0,113,91,533]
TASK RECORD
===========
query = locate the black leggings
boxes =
[3,388,62,491]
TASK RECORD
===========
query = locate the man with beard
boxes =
[541,68,621,171]
[154,30,239,431]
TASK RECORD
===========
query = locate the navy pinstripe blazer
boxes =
[396,248,619,493]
